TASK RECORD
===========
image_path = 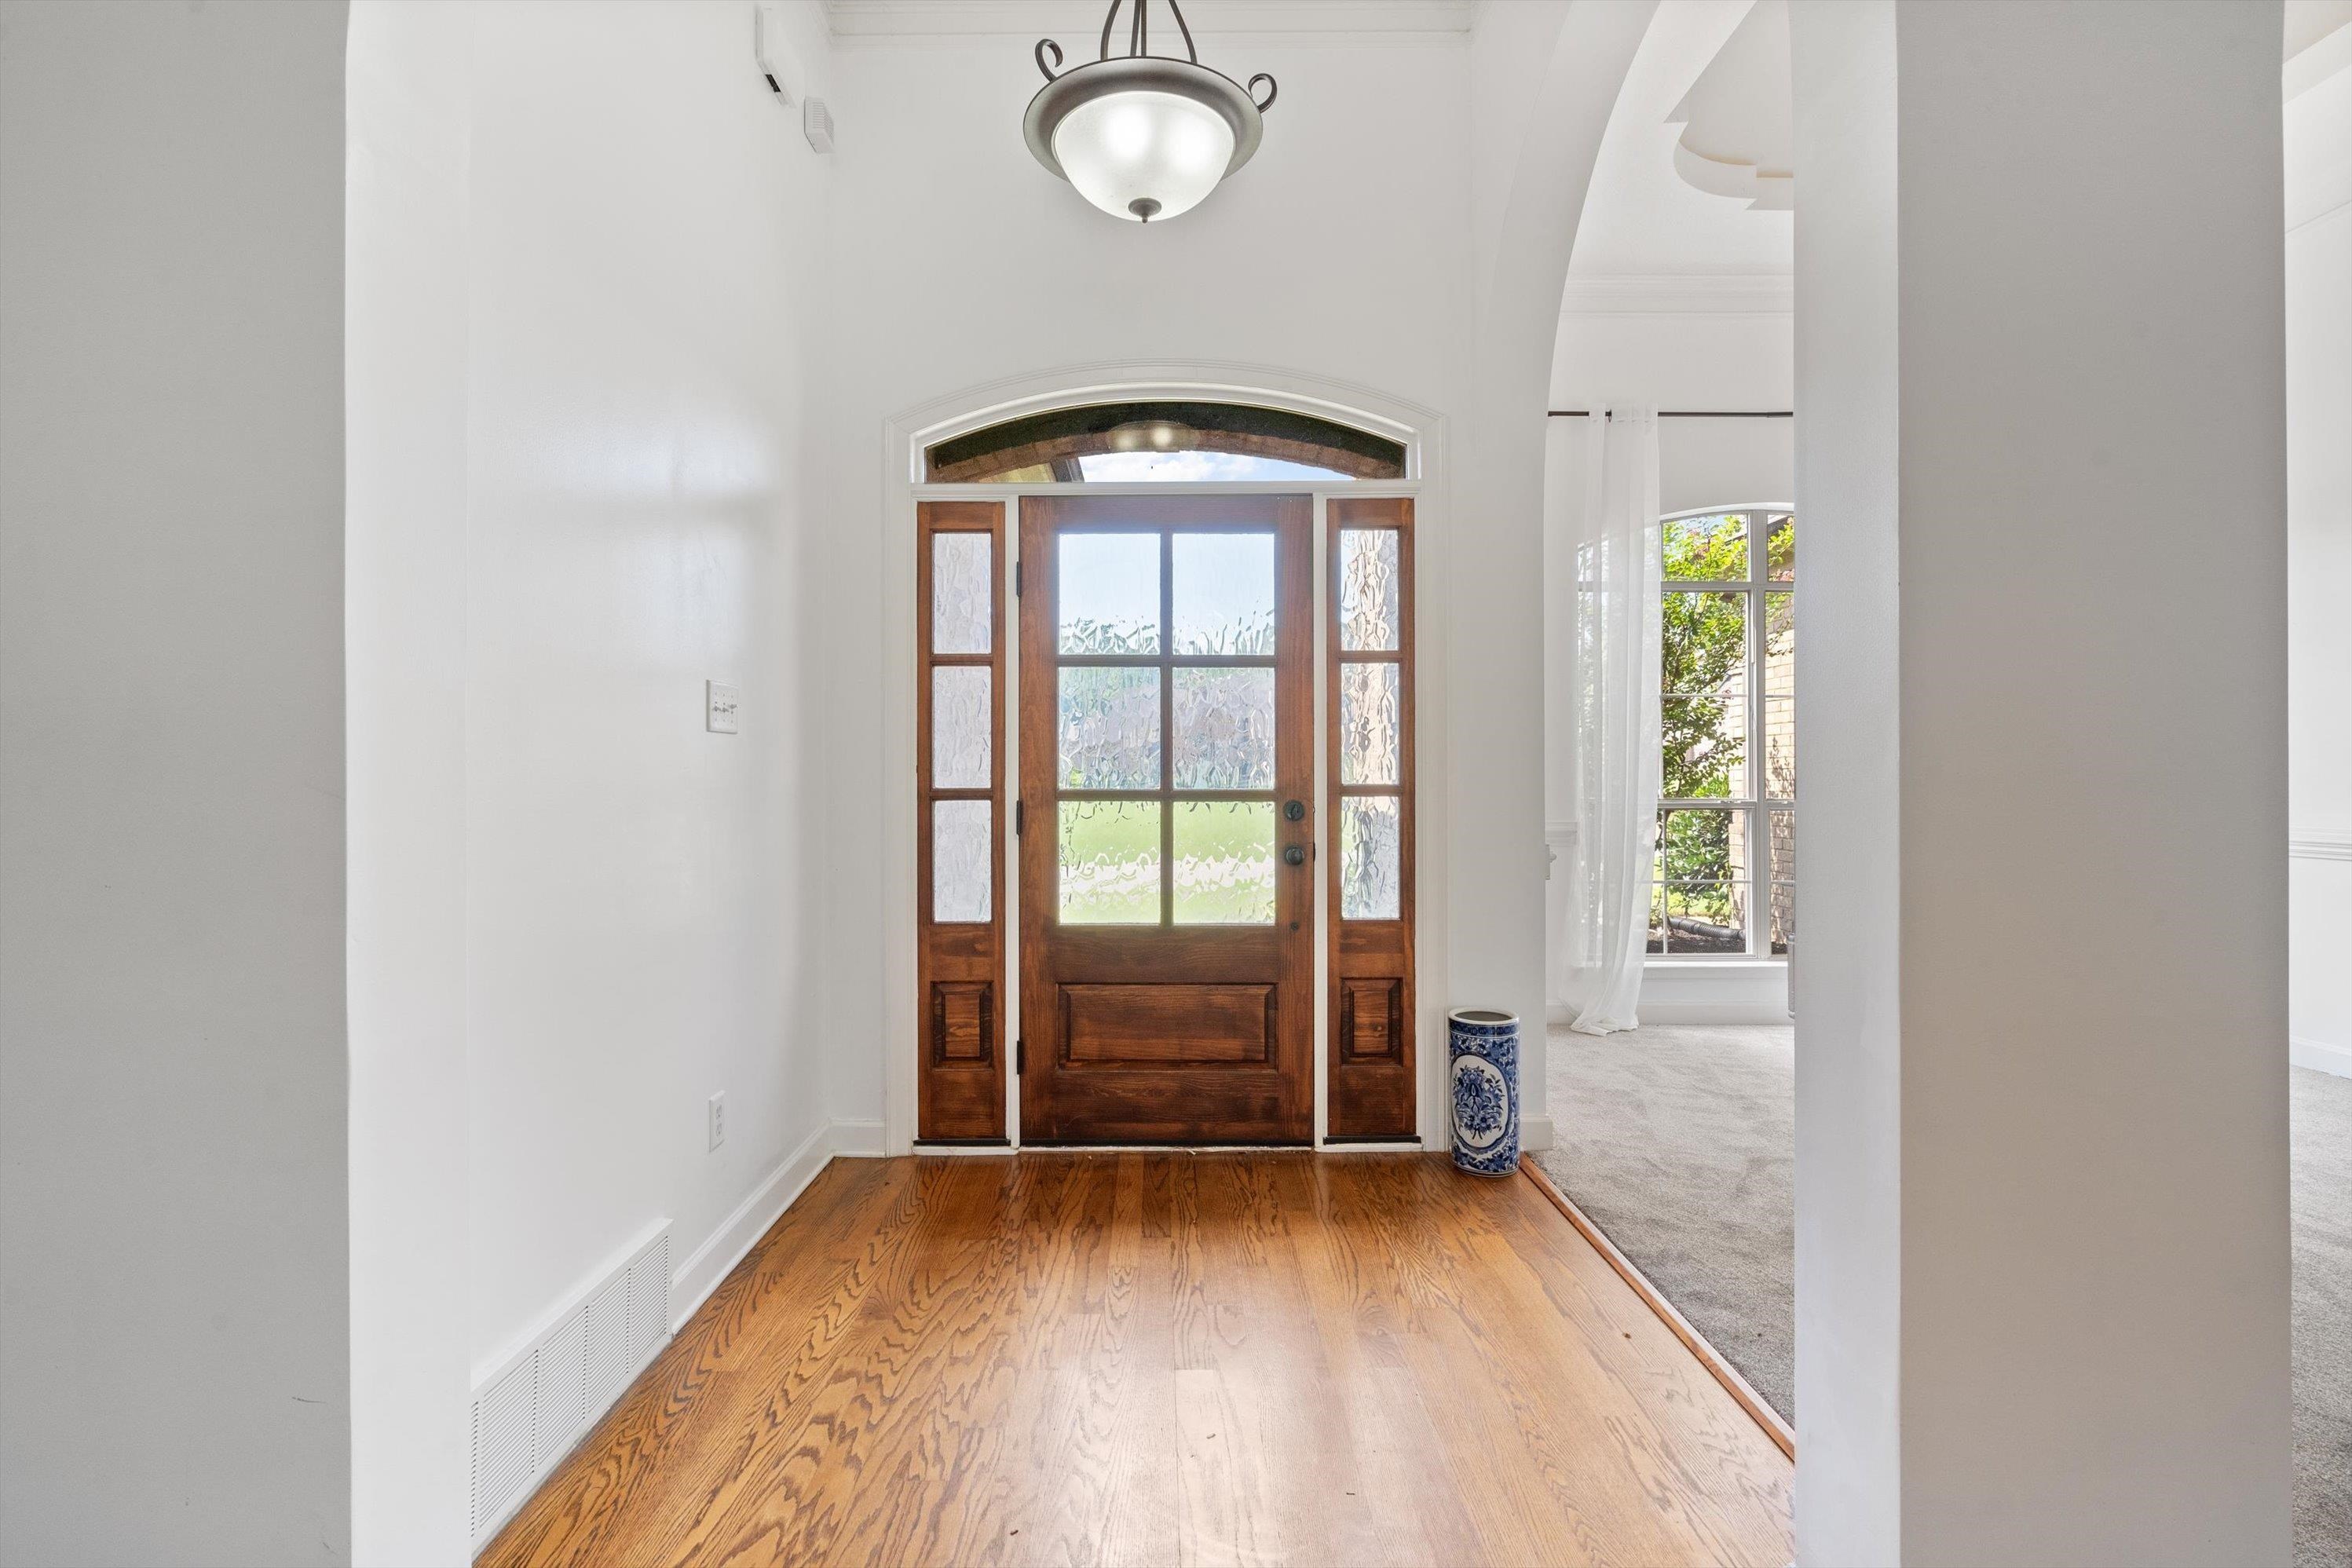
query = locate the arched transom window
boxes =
[925,400,1406,484]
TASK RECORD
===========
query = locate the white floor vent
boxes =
[470,1224,671,1547]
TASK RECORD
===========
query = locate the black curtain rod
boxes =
[1547,409,1794,418]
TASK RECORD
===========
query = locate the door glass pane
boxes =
[1059,800,1161,924]
[1339,662,1401,785]
[1058,532,1159,653]
[1765,591,1794,695]
[1340,795,1402,919]
[1172,532,1275,655]
[931,532,993,655]
[931,799,992,923]
[930,666,991,789]
[1661,882,1747,953]
[1662,693,1747,799]
[1058,667,1161,788]
[1172,802,1276,924]
[1765,514,1795,582]
[1663,513,1748,581]
[1339,529,1401,651]
[1172,668,1274,789]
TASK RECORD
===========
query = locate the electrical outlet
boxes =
[708,1091,726,1151]
[706,680,740,734]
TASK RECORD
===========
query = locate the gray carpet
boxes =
[1539,1024,2352,1566]
[1540,1023,1795,1420]
[2295,1062,2352,1567]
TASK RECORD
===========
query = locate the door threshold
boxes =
[1015,1142,1314,1153]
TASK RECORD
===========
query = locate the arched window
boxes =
[924,400,1406,483]
[1653,507,1795,957]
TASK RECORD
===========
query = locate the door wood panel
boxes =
[1061,984,1275,1065]
[1019,495,1314,1145]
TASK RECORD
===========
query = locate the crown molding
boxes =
[824,0,1476,38]
[2292,828,2352,863]
[1560,274,1794,317]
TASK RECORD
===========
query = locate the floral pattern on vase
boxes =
[1447,1010,1519,1177]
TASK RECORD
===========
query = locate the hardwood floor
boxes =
[481,1153,1794,1568]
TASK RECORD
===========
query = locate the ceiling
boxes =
[1567,0,1791,287]
[821,0,1476,37]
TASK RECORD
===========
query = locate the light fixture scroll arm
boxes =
[1035,37,1064,81]
[1249,73,1278,112]
[1165,0,1199,63]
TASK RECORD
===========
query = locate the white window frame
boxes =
[1653,505,1794,962]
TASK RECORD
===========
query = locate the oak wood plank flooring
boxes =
[480,1153,1794,1568]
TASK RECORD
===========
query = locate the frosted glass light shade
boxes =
[1052,89,1235,223]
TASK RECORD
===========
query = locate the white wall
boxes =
[820,27,1469,1147]
[1793,1,2291,1559]
[817,5,1650,1150]
[1542,300,1795,1022]
[346,4,474,1557]
[0,3,353,1563]
[346,3,838,1558]
[2287,39,2352,1079]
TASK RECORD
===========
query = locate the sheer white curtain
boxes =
[1559,406,1661,1035]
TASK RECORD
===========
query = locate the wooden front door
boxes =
[1019,495,1314,1144]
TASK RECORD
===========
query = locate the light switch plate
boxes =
[706,681,740,734]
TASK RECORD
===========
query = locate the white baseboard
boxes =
[1520,1114,1556,1153]
[832,1118,887,1157]
[470,1225,671,1547]
[1639,1000,1794,1025]
[668,1117,837,1333]
[475,1116,874,1547]
[2292,1035,2352,1080]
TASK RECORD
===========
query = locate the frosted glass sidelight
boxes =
[1173,802,1276,924]
[1172,668,1274,789]
[932,799,993,923]
[1172,532,1276,654]
[1058,667,1161,788]
[1339,663,1401,786]
[1059,800,1161,924]
[1059,532,1159,653]
[931,666,991,790]
[931,532,993,655]
[1340,795,1402,919]
[1339,529,1400,651]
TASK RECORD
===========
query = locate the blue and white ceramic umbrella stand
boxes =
[1447,1008,1520,1177]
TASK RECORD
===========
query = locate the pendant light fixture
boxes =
[1025,0,1277,224]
